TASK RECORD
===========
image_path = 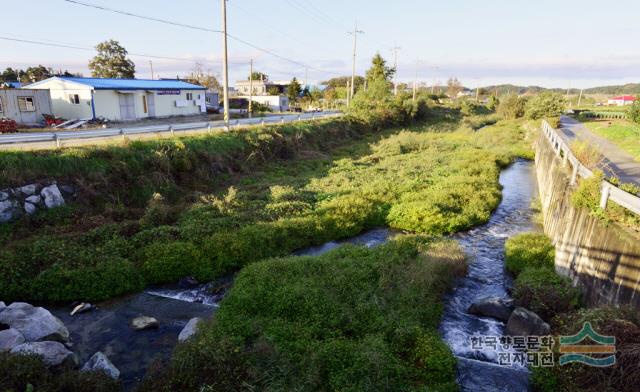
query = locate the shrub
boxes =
[513,267,581,320]
[498,94,526,119]
[525,92,566,120]
[628,99,640,124]
[570,140,604,169]
[140,241,209,284]
[505,232,555,276]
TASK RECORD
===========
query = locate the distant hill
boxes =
[583,84,640,95]
[478,83,640,96]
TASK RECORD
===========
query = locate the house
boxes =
[242,95,289,112]
[0,89,53,126]
[25,77,207,121]
[607,95,636,106]
[235,79,291,96]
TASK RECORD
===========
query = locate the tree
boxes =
[267,86,281,96]
[0,67,20,83]
[487,95,500,111]
[498,94,527,119]
[524,92,566,120]
[628,100,640,125]
[365,53,395,83]
[23,65,52,83]
[322,76,365,90]
[249,72,269,81]
[188,63,221,91]
[447,78,463,99]
[287,77,302,102]
[88,40,135,79]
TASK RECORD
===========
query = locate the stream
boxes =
[50,160,537,391]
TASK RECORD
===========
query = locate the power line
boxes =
[61,0,342,77]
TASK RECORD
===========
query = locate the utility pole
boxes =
[346,80,351,107]
[348,23,364,106]
[475,85,480,103]
[412,60,419,103]
[304,67,309,89]
[577,89,584,107]
[149,60,155,80]
[249,58,253,118]
[221,0,230,128]
[391,45,401,96]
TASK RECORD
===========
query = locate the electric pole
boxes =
[413,60,420,103]
[249,58,253,118]
[221,0,230,127]
[391,45,401,96]
[348,23,364,106]
[149,60,155,80]
[346,80,351,107]
[577,89,584,107]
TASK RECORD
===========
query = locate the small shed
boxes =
[25,77,208,121]
[0,89,53,126]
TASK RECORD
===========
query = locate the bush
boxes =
[628,99,640,124]
[139,241,209,284]
[498,94,526,119]
[505,232,555,276]
[513,267,581,320]
[525,92,566,120]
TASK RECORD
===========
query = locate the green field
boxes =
[581,119,640,162]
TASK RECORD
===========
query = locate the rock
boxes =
[59,185,75,196]
[457,357,530,392]
[24,202,38,216]
[130,316,159,331]
[19,184,37,196]
[26,195,41,204]
[0,301,5,313]
[81,352,120,379]
[11,341,78,367]
[178,317,202,342]
[0,200,18,223]
[70,303,93,316]
[468,297,515,322]
[0,191,8,202]
[0,328,25,352]
[40,184,65,209]
[178,276,200,289]
[505,307,550,337]
[0,302,70,343]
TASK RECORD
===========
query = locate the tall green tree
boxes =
[524,92,566,120]
[287,77,302,102]
[628,100,640,124]
[365,53,395,83]
[88,40,136,79]
[249,72,269,81]
[24,65,52,83]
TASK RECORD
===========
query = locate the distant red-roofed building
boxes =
[607,95,637,106]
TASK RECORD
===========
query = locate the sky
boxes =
[2,0,640,89]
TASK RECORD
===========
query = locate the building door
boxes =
[147,93,156,117]
[118,93,136,120]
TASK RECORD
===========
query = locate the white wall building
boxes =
[0,89,53,126]
[239,95,290,112]
[607,95,636,106]
[25,77,207,121]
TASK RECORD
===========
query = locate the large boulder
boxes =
[0,329,25,352]
[178,317,202,342]
[11,341,78,367]
[468,297,515,322]
[130,316,159,331]
[81,351,120,379]
[0,191,8,202]
[41,184,65,209]
[0,301,5,313]
[0,302,70,343]
[505,307,550,336]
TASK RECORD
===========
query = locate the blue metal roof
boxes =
[57,77,206,90]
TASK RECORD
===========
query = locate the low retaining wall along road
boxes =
[536,121,640,309]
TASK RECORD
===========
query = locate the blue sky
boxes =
[2,0,640,88]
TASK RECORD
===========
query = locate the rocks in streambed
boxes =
[11,341,78,367]
[178,276,200,289]
[0,301,5,313]
[505,307,550,336]
[81,352,120,379]
[0,329,25,352]
[0,302,70,343]
[130,316,159,331]
[457,356,530,392]
[178,317,202,342]
[468,297,515,322]
[70,303,94,316]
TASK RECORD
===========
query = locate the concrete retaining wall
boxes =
[535,134,640,308]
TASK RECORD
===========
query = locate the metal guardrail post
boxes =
[207,123,212,133]
[570,164,579,185]
[562,148,568,166]
[170,126,175,137]
[236,119,241,129]
[298,115,301,122]
[600,184,611,209]
[120,129,126,141]
[281,116,285,124]
[261,119,265,127]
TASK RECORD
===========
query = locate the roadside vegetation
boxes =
[578,118,640,162]
[505,233,640,392]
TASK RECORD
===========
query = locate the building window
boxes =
[17,97,35,112]
[0,97,3,114]
[142,95,148,114]
[186,92,193,100]
[69,94,80,105]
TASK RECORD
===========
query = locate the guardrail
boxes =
[541,120,640,215]
[0,111,343,148]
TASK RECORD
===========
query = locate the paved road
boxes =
[558,115,640,186]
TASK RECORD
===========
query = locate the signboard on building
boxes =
[157,90,181,95]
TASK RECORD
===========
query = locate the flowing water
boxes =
[439,159,538,391]
[49,160,537,391]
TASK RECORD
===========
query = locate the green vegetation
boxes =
[524,92,566,122]
[580,119,640,162]
[138,237,466,391]
[628,100,640,124]
[498,94,527,120]
[505,233,580,320]
[0,353,121,392]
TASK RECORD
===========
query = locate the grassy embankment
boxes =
[0,105,532,304]
[505,233,640,392]
[579,118,640,162]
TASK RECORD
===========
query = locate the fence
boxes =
[578,111,627,120]
[0,111,342,148]
[541,120,640,215]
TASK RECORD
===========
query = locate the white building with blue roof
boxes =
[25,77,207,122]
